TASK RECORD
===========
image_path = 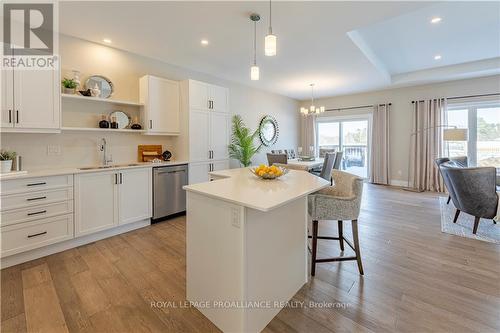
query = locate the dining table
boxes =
[286,158,324,171]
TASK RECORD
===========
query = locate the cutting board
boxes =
[138,145,162,162]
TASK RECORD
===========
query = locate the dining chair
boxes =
[333,151,343,169]
[308,170,364,275]
[319,152,336,183]
[271,150,283,154]
[267,153,287,166]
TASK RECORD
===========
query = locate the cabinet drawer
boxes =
[1,175,73,195]
[1,214,74,257]
[1,200,73,227]
[1,187,73,211]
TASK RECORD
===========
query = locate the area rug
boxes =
[439,197,499,244]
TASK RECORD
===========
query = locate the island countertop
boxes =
[183,167,330,212]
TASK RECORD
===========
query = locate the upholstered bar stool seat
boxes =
[308,170,364,275]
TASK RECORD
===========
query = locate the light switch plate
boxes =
[47,145,61,155]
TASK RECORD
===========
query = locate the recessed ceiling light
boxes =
[201,39,209,46]
[103,38,112,44]
[434,55,442,60]
[431,17,442,24]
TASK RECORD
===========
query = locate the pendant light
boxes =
[250,14,260,80]
[265,0,277,56]
[300,84,325,116]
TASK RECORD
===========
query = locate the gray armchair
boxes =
[435,156,468,204]
[439,162,498,234]
[308,170,364,275]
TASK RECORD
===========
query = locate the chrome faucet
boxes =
[99,138,113,166]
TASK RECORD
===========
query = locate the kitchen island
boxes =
[183,167,329,332]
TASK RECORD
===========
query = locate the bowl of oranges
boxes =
[250,164,288,180]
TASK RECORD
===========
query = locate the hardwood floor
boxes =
[1,184,499,332]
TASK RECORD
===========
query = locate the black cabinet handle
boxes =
[27,231,47,238]
[16,110,19,123]
[119,173,123,184]
[114,173,118,184]
[149,120,153,129]
[27,182,46,187]
[8,110,12,123]
[27,210,47,216]
[27,196,47,201]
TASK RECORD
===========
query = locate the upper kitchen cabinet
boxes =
[140,75,180,135]
[1,65,61,133]
[188,80,228,113]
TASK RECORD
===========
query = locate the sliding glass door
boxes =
[446,101,500,166]
[317,116,371,178]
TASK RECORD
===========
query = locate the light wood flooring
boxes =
[1,184,499,332]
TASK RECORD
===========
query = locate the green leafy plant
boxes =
[0,150,16,161]
[228,115,262,167]
[61,78,78,89]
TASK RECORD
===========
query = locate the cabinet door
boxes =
[1,69,14,128]
[118,168,152,225]
[74,172,118,236]
[212,159,229,171]
[146,76,180,134]
[189,110,210,162]
[14,68,60,129]
[189,162,210,184]
[210,112,229,160]
[189,80,209,110]
[209,85,228,113]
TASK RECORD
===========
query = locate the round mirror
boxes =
[259,115,279,146]
[109,111,130,129]
[85,75,114,98]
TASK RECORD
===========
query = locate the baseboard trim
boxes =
[390,179,407,187]
[0,219,150,269]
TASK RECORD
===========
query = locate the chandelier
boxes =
[300,84,325,116]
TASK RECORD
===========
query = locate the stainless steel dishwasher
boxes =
[153,164,188,221]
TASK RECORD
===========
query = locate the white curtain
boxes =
[370,104,390,184]
[410,98,446,192]
[300,114,316,156]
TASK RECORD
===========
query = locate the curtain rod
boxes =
[325,103,391,112]
[412,92,500,103]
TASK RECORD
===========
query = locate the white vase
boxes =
[1,160,13,173]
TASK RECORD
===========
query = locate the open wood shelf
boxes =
[61,94,143,107]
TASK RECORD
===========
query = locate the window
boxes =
[316,116,370,178]
[446,100,500,166]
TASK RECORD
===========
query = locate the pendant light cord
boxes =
[253,20,257,65]
[269,0,272,34]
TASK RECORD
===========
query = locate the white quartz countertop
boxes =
[0,161,189,180]
[183,167,330,212]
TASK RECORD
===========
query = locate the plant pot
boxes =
[63,87,76,94]
[1,160,13,173]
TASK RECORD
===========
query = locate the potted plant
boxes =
[0,150,16,173]
[228,115,262,167]
[61,78,78,94]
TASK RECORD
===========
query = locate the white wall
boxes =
[300,75,500,184]
[1,35,299,170]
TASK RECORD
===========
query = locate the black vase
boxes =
[99,119,110,128]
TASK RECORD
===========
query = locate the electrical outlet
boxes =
[47,145,61,155]
[231,207,240,228]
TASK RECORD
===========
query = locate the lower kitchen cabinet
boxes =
[189,159,229,184]
[75,168,152,236]
[75,171,118,236]
[118,168,152,225]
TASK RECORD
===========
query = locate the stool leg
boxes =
[473,216,480,234]
[453,209,460,223]
[352,219,364,275]
[311,220,319,276]
[338,220,344,251]
[447,196,451,204]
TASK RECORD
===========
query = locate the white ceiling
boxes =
[58,1,500,100]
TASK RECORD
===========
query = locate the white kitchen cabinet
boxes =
[189,162,210,184]
[118,168,152,225]
[188,80,228,112]
[189,109,211,162]
[1,65,60,132]
[210,112,230,160]
[212,160,230,172]
[140,75,180,135]
[74,171,118,236]
[1,69,14,127]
